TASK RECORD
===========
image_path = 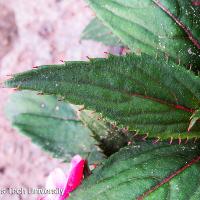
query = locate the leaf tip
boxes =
[184,136,189,144]
[178,136,182,145]
[169,137,173,145]
[37,92,44,96]
[153,137,160,144]
[142,133,149,141]
[78,105,85,112]
[32,66,39,69]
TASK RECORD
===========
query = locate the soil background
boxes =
[0,0,108,199]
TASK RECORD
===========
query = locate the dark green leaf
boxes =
[5,54,200,139]
[70,142,200,200]
[87,0,200,74]
[81,17,123,46]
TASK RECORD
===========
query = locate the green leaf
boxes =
[189,109,200,132]
[87,0,200,74]
[5,54,200,139]
[69,142,200,200]
[6,91,106,162]
[81,17,123,46]
[6,91,140,159]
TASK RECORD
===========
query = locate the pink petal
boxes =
[62,155,85,198]
[44,168,67,200]
[46,168,67,190]
[40,155,85,200]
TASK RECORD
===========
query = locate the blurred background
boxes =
[0,0,109,199]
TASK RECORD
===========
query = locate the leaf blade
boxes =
[6,91,106,162]
[81,17,123,46]
[87,0,200,74]
[5,54,200,139]
[69,142,200,200]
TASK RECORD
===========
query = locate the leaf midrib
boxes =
[152,0,200,50]
[76,153,192,199]
[137,155,200,199]
[31,77,194,114]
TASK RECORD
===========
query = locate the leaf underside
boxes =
[81,17,123,46]
[5,54,200,140]
[6,91,106,162]
[70,142,200,200]
[87,0,200,74]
